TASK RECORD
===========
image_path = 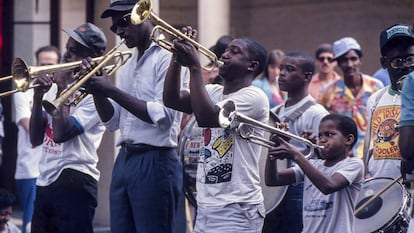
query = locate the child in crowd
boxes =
[0,188,21,233]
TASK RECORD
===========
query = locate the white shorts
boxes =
[194,202,265,233]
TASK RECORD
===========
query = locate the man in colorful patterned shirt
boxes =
[319,37,383,158]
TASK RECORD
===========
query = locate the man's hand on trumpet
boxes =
[171,26,201,69]
[301,129,317,145]
[268,129,319,161]
[32,74,54,97]
[80,57,112,96]
[268,135,301,161]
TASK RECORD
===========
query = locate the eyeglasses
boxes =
[317,56,333,62]
[389,55,414,69]
[110,13,131,33]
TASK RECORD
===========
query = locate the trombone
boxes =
[0,51,132,98]
[218,100,324,158]
[42,40,130,117]
[130,0,224,71]
[61,52,133,107]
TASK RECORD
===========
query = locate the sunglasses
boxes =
[389,55,414,69]
[317,56,333,62]
[110,13,131,33]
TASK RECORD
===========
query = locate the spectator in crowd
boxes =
[0,188,21,233]
[319,37,383,158]
[13,45,61,233]
[253,49,285,108]
[309,43,340,101]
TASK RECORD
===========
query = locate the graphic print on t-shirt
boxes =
[43,121,62,156]
[199,127,234,184]
[371,105,401,160]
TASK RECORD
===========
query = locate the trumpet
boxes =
[218,100,324,158]
[0,51,132,98]
[41,40,130,117]
[130,0,223,71]
[62,55,132,107]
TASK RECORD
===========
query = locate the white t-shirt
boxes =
[2,222,21,233]
[36,88,105,186]
[196,84,269,207]
[294,157,364,233]
[13,89,42,179]
[366,87,401,179]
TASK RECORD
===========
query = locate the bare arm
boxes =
[265,155,296,186]
[268,137,350,195]
[171,33,220,127]
[163,55,192,114]
[30,92,45,146]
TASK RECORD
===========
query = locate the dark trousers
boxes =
[110,146,183,233]
[262,182,303,233]
[31,168,97,233]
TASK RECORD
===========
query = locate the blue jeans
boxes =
[16,178,37,233]
[110,147,183,233]
[31,169,97,233]
[262,182,303,233]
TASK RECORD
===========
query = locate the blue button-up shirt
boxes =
[105,43,189,147]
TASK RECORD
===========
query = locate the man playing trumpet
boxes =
[29,22,107,233]
[80,0,190,232]
[162,25,269,232]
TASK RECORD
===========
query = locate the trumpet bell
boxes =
[218,100,236,128]
[130,0,152,25]
[130,0,223,71]
[12,58,31,91]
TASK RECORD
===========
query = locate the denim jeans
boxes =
[16,178,37,233]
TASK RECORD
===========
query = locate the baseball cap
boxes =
[63,22,107,56]
[380,24,414,55]
[101,0,138,18]
[332,37,361,60]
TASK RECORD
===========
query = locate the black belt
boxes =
[121,143,173,153]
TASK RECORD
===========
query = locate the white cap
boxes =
[332,37,361,60]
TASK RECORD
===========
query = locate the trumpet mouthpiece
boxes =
[216,60,224,68]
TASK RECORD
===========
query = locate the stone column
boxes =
[197,0,230,65]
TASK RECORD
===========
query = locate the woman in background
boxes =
[253,49,285,108]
